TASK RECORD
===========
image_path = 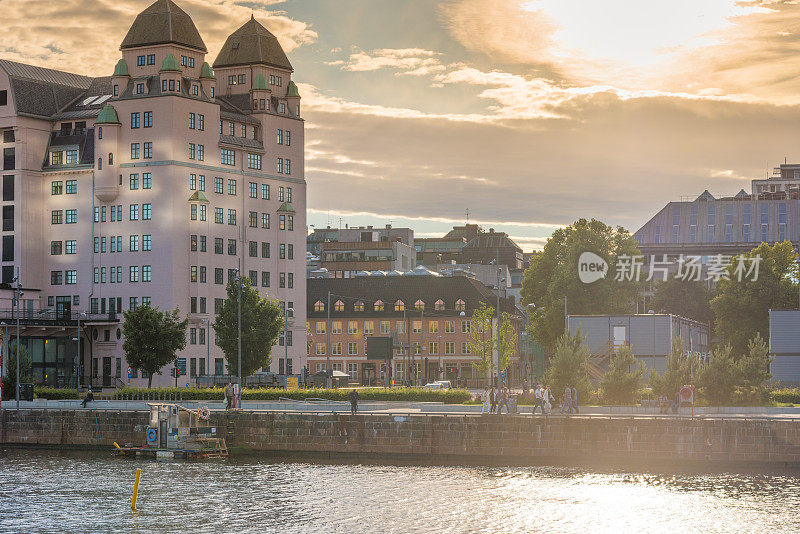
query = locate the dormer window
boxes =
[137,55,145,67]
[147,54,155,66]
[180,55,187,67]
[354,301,364,312]
[435,299,445,311]
[374,300,384,312]
[334,300,345,312]
[314,300,324,312]
[169,80,176,92]
[192,84,199,96]
[280,102,286,114]
[136,83,145,94]
[455,299,466,312]
[113,85,119,96]
[188,57,195,68]
[395,300,405,312]
[162,80,167,92]
[415,300,425,311]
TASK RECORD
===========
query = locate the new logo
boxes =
[578,252,608,284]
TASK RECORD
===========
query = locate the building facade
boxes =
[769,309,800,384]
[310,225,416,278]
[0,0,306,387]
[635,163,800,259]
[307,276,520,387]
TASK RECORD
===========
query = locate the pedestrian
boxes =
[522,378,529,396]
[80,388,94,408]
[571,385,579,414]
[562,384,572,414]
[481,387,491,414]
[489,386,498,414]
[224,382,233,410]
[543,385,553,414]
[348,388,359,415]
[499,387,511,414]
[532,385,544,415]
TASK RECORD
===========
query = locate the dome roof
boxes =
[200,62,215,79]
[113,58,129,77]
[213,16,292,70]
[252,73,268,90]
[121,0,207,52]
[286,80,300,97]
[96,103,121,124]
[161,54,181,72]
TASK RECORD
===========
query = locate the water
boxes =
[2,449,800,533]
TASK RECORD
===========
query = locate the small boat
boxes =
[114,403,227,459]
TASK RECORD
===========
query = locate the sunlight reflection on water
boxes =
[1,449,799,533]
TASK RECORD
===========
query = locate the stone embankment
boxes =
[3,409,800,466]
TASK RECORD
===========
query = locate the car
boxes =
[423,382,444,389]
[437,380,452,390]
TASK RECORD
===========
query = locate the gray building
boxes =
[769,309,800,384]
[635,162,800,259]
[568,314,709,380]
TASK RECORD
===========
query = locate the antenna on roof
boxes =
[465,208,470,225]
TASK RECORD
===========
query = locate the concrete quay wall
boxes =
[3,410,800,466]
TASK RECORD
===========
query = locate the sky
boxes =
[5,0,800,251]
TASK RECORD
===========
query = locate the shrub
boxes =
[34,387,79,400]
[770,388,800,404]
[600,346,645,405]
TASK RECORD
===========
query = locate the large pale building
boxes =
[0,0,306,387]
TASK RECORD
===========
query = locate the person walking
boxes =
[562,384,572,414]
[521,378,530,396]
[572,386,579,414]
[224,382,233,411]
[80,388,94,408]
[489,387,498,414]
[543,385,553,414]
[481,387,491,414]
[532,385,544,415]
[348,388,360,415]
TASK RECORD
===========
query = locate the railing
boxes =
[0,308,118,323]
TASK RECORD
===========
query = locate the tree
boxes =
[467,302,494,380]
[2,344,31,399]
[738,333,772,388]
[711,241,798,355]
[649,337,694,397]
[213,277,283,378]
[520,219,641,349]
[542,329,592,403]
[600,345,646,405]
[122,305,188,388]
[496,311,516,379]
[650,277,713,324]
[696,344,739,405]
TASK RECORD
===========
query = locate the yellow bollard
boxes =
[131,468,141,512]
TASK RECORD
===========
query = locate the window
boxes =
[198,145,204,161]
[198,115,204,131]
[287,188,292,203]
[262,242,270,258]
[285,131,291,146]
[221,149,235,166]
[261,271,270,287]
[429,321,439,334]
[199,205,206,221]
[113,85,119,96]
[394,300,405,312]
[445,320,455,333]
[280,243,286,259]
[130,266,139,282]
[131,143,140,159]
[279,214,285,230]
[147,54,155,65]
[198,175,205,191]
[190,174,197,190]
[348,342,358,356]
[190,266,198,282]
[249,182,257,198]
[142,265,151,282]
[51,241,63,255]
[131,112,140,129]
[142,204,151,220]
[143,112,152,128]
[380,321,390,334]
[137,55,145,66]
[277,158,283,174]
[143,234,151,251]
[130,204,139,220]
[247,153,261,170]
[215,238,223,254]
[215,268,223,284]
[280,273,286,288]
[66,209,77,224]
[65,270,77,285]
[51,151,63,166]
[189,112,195,129]
[130,174,139,190]
[249,211,257,228]
[228,179,237,195]
[136,83,144,95]
[227,239,236,255]
[214,208,223,224]
[52,181,63,195]
[130,235,139,252]
[249,241,258,257]
[261,184,270,199]
[228,209,236,225]
[229,122,235,136]
[285,159,291,175]
[374,300,384,312]
[316,343,326,356]
[445,342,455,355]
[188,143,195,159]
[262,213,270,229]
[51,210,62,224]
[214,177,223,194]
[143,142,152,159]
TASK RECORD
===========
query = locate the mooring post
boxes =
[131,468,141,512]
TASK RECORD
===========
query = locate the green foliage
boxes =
[122,305,188,388]
[649,337,694,397]
[520,218,641,349]
[600,345,646,404]
[496,312,515,373]
[696,344,739,405]
[738,333,772,388]
[711,241,798,355]
[542,329,592,402]
[33,387,79,399]
[110,387,471,404]
[467,302,494,376]
[1,344,31,400]
[770,388,800,404]
[651,277,713,324]
[213,277,283,378]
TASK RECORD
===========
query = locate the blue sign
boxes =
[175,358,186,376]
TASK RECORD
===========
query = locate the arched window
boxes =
[314,300,324,312]
[414,299,424,311]
[334,300,344,312]
[374,300,384,312]
[354,300,364,312]
[395,300,405,312]
[97,158,102,170]
[98,127,103,139]
[455,299,466,312]
[435,299,445,311]
[108,153,114,165]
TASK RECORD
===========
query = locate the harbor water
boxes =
[1,449,799,533]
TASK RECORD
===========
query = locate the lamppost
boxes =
[236,260,242,406]
[490,258,506,388]
[13,271,22,409]
[201,318,209,381]
[75,311,86,390]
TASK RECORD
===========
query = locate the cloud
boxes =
[329,47,447,76]
[0,0,316,76]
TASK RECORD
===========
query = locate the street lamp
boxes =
[200,318,209,381]
[284,306,294,377]
[13,271,22,409]
[75,311,86,390]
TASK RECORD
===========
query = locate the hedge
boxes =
[35,387,79,400]
[107,386,472,404]
[770,388,800,404]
